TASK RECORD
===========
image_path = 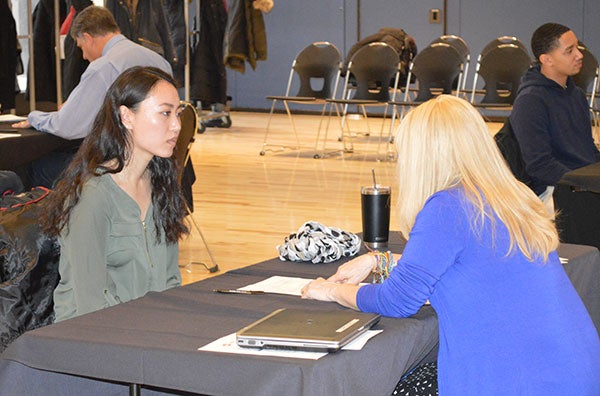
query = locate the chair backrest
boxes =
[290,42,342,99]
[481,36,528,59]
[430,35,470,91]
[174,101,198,184]
[431,35,469,61]
[346,42,400,102]
[572,42,599,104]
[473,43,531,104]
[406,42,464,102]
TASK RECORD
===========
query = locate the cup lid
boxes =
[361,185,391,194]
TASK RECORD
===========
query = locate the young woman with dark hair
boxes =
[43,66,188,322]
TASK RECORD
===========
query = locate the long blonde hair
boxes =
[395,95,558,261]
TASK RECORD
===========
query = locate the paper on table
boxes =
[238,275,313,296]
[198,329,383,359]
[0,133,21,139]
[0,114,27,122]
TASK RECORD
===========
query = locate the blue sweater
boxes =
[509,65,600,195]
[357,189,600,395]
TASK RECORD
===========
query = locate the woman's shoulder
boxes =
[424,188,466,208]
[79,174,119,204]
[420,188,473,226]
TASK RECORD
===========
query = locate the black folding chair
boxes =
[470,41,531,113]
[324,42,401,160]
[390,42,464,127]
[175,101,218,274]
[260,42,342,156]
[430,35,470,95]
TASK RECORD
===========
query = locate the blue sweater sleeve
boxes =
[357,190,467,317]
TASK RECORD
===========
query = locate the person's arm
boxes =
[510,94,571,185]
[302,278,361,310]
[305,191,467,317]
[55,184,112,319]
[27,66,113,139]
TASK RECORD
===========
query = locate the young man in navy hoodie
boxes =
[510,23,600,203]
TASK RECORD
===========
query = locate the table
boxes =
[0,235,438,396]
[1,235,598,396]
[0,122,77,189]
[555,162,600,249]
[0,123,73,171]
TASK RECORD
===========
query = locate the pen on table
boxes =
[213,289,266,295]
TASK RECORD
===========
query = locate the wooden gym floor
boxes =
[179,110,502,285]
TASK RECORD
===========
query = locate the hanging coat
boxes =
[190,0,228,105]
[61,0,93,101]
[0,0,18,110]
[26,0,67,103]
[105,0,178,81]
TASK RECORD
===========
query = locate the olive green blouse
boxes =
[53,174,180,322]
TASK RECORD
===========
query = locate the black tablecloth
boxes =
[0,235,437,396]
[0,235,598,395]
[555,162,600,249]
[0,123,73,171]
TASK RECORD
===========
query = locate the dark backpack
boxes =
[494,119,536,192]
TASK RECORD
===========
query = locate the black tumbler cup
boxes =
[361,185,391,249]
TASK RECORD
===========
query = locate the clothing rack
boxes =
[13,0,63,112]
[16,0,230,126]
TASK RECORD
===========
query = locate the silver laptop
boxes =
[236,308,381,352]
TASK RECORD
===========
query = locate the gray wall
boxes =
[227,0,600,111]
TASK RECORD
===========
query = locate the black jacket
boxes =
[27,0,67,102]
[0,0,18,110]
[105,0,178,76]
[162,0,187,87]
[190,0,228,105]
[0,190,60,353]
[61,0,93,100]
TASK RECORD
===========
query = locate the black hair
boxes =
[531,23,571,62]
[43,66,188,244]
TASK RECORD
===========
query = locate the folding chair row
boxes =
[260,35,599,160]
[261,41,402,161]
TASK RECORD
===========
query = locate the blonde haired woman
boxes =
[302,95,599,395]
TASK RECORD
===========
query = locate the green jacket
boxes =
[54,174,180,322]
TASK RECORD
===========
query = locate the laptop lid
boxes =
[236,308,380,352]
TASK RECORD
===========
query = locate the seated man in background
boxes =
[12,5,172,188]
[509,22,600,205]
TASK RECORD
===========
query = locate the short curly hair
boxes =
[531,23,571,62]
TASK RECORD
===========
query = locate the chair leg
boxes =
[181,205,219,273]
[260,99,279,155]
[314,102,349,158]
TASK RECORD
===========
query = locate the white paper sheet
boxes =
[0,133,21,139]
[237,275,313,296]
[0,114,27,122]
[198,329,383,360]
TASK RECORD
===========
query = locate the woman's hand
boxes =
[301,277,359,309]
[301,277,336,301]
[327,254,376,285]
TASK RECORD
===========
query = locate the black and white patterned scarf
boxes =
[277,221,361,264]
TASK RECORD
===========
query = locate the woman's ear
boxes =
[119,105,133,130]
